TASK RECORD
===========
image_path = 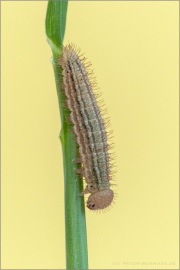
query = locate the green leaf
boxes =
[45,0,68,51]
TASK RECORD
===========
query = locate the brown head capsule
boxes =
[87,189,114,210]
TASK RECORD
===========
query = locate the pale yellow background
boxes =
[1,1,179,269]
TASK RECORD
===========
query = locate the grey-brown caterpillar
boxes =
[58,44,115,210]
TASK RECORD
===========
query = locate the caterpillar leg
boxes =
[80,185,89,196]
[72,157,82,164]
[74,168,85,177]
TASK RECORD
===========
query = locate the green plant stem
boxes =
[45,1,88,269]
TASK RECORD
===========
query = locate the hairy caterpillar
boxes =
[58,44,115,210]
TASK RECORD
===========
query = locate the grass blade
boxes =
[45,1,88,269]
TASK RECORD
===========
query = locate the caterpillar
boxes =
[58,44,115,210]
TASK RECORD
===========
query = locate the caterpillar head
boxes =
[86,189,114,210]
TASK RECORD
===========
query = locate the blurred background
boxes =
[1,1,179,269]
